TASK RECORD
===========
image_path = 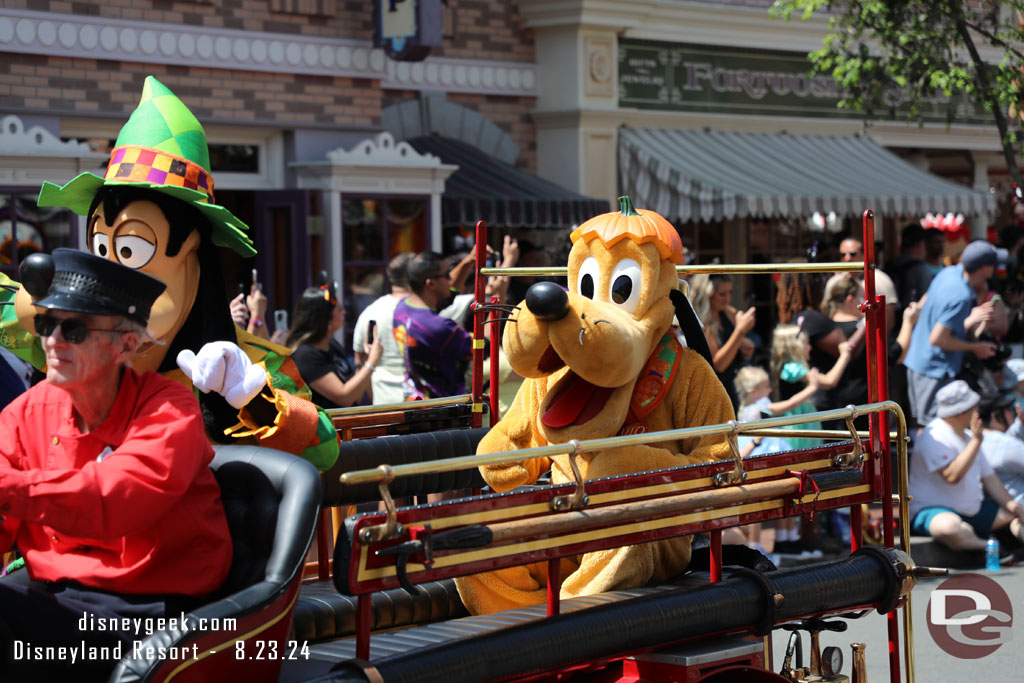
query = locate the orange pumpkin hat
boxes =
[570,196,683,264]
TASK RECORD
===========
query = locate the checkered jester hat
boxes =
[37,76,255,257]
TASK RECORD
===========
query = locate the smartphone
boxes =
[367,319,377,340]
[273,309,288,332]
[236,282,245,297]
[251,268,260,292]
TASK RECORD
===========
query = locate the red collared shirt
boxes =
[0,367,232,596]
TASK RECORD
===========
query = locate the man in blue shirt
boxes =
[905,241,999,426]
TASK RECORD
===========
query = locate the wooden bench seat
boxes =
[301,585,674,669]
[291,428,489,643]
[292,578,468,643]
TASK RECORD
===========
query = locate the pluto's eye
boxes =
[611,275,632,304]
[608,259,642,314]
[113,235,156,269]
[92,232,110,258]
[577,257,599,299]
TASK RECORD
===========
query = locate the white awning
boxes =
[619,127,996,223]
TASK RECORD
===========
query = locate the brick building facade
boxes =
[0,1,550,340]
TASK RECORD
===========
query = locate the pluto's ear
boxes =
[670,288,712,366]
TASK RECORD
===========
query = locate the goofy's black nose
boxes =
[525,281,569,322]
[19,252,55,299]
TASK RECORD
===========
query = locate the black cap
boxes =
[33,248,166,325]
[978,391,1015,419]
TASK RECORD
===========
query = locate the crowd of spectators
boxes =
[222,218,1024,565]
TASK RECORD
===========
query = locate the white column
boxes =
[325,189,344,291]
[430,188,442,251]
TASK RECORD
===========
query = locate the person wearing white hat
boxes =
[909,380,1024,552]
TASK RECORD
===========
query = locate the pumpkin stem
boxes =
[618,196,640,216]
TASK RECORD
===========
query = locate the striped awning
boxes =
[619,127,996,223]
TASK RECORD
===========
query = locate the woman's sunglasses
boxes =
[35,314,124,344]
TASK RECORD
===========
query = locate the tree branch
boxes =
[953,5,1024,188]
[961,19,1024,63]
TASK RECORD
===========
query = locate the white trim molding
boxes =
[0,8,538,97]
[0,114,101,158]
[326,132,442,167]
[0,114,106,186]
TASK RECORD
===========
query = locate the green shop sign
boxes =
[618,39,990,124]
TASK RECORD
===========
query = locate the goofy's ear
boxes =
[669,287,712,366]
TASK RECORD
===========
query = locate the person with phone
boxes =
[243,269,270,340]
[352,252,415,404]
[286,284,383,409]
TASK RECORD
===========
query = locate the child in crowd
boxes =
[733,365,823,559]
[769,324,853,449]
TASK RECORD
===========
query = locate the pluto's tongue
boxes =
[542,371,614,429]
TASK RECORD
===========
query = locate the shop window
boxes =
[208,144,259,174]
[0,191,76,279]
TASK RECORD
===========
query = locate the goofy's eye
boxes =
[608,259,642,313]
[577,257,599,299]
[91,233,110,258]
[113,235,156,269]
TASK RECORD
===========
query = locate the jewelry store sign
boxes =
[618,39,988,124]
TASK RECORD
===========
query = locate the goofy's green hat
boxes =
[38,76,255,257]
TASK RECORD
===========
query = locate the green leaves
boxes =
[771,0,1024,184]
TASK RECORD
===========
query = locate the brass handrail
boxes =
[324,394,472,417]
[479,261,863,278]
[340,401,900,485]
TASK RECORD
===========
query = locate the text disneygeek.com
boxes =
[10,612,242,664]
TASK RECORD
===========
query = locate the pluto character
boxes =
[455,197,734,615]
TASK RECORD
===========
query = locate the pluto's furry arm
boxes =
[478,378,550,492]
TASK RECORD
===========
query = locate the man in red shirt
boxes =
[0,249,232,682]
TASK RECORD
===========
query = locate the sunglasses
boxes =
[35,314,125,344]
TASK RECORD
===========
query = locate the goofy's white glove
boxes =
[177,341,268,410]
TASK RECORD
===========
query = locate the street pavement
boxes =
[770,563,1024,681]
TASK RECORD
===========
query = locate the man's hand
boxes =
[229,293,249,328]
[903,300,922,327]
[1007,499,1024,525]
[965,301,995,330]
[176,342,268,410]
[971,341,998,359]
[970,412,984,440]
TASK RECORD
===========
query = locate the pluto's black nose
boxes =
[525,281,569,322]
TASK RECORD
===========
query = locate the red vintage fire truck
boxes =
[108,211,937,683]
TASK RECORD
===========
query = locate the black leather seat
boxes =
[294,428,489,644]
[108,445,322,682]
